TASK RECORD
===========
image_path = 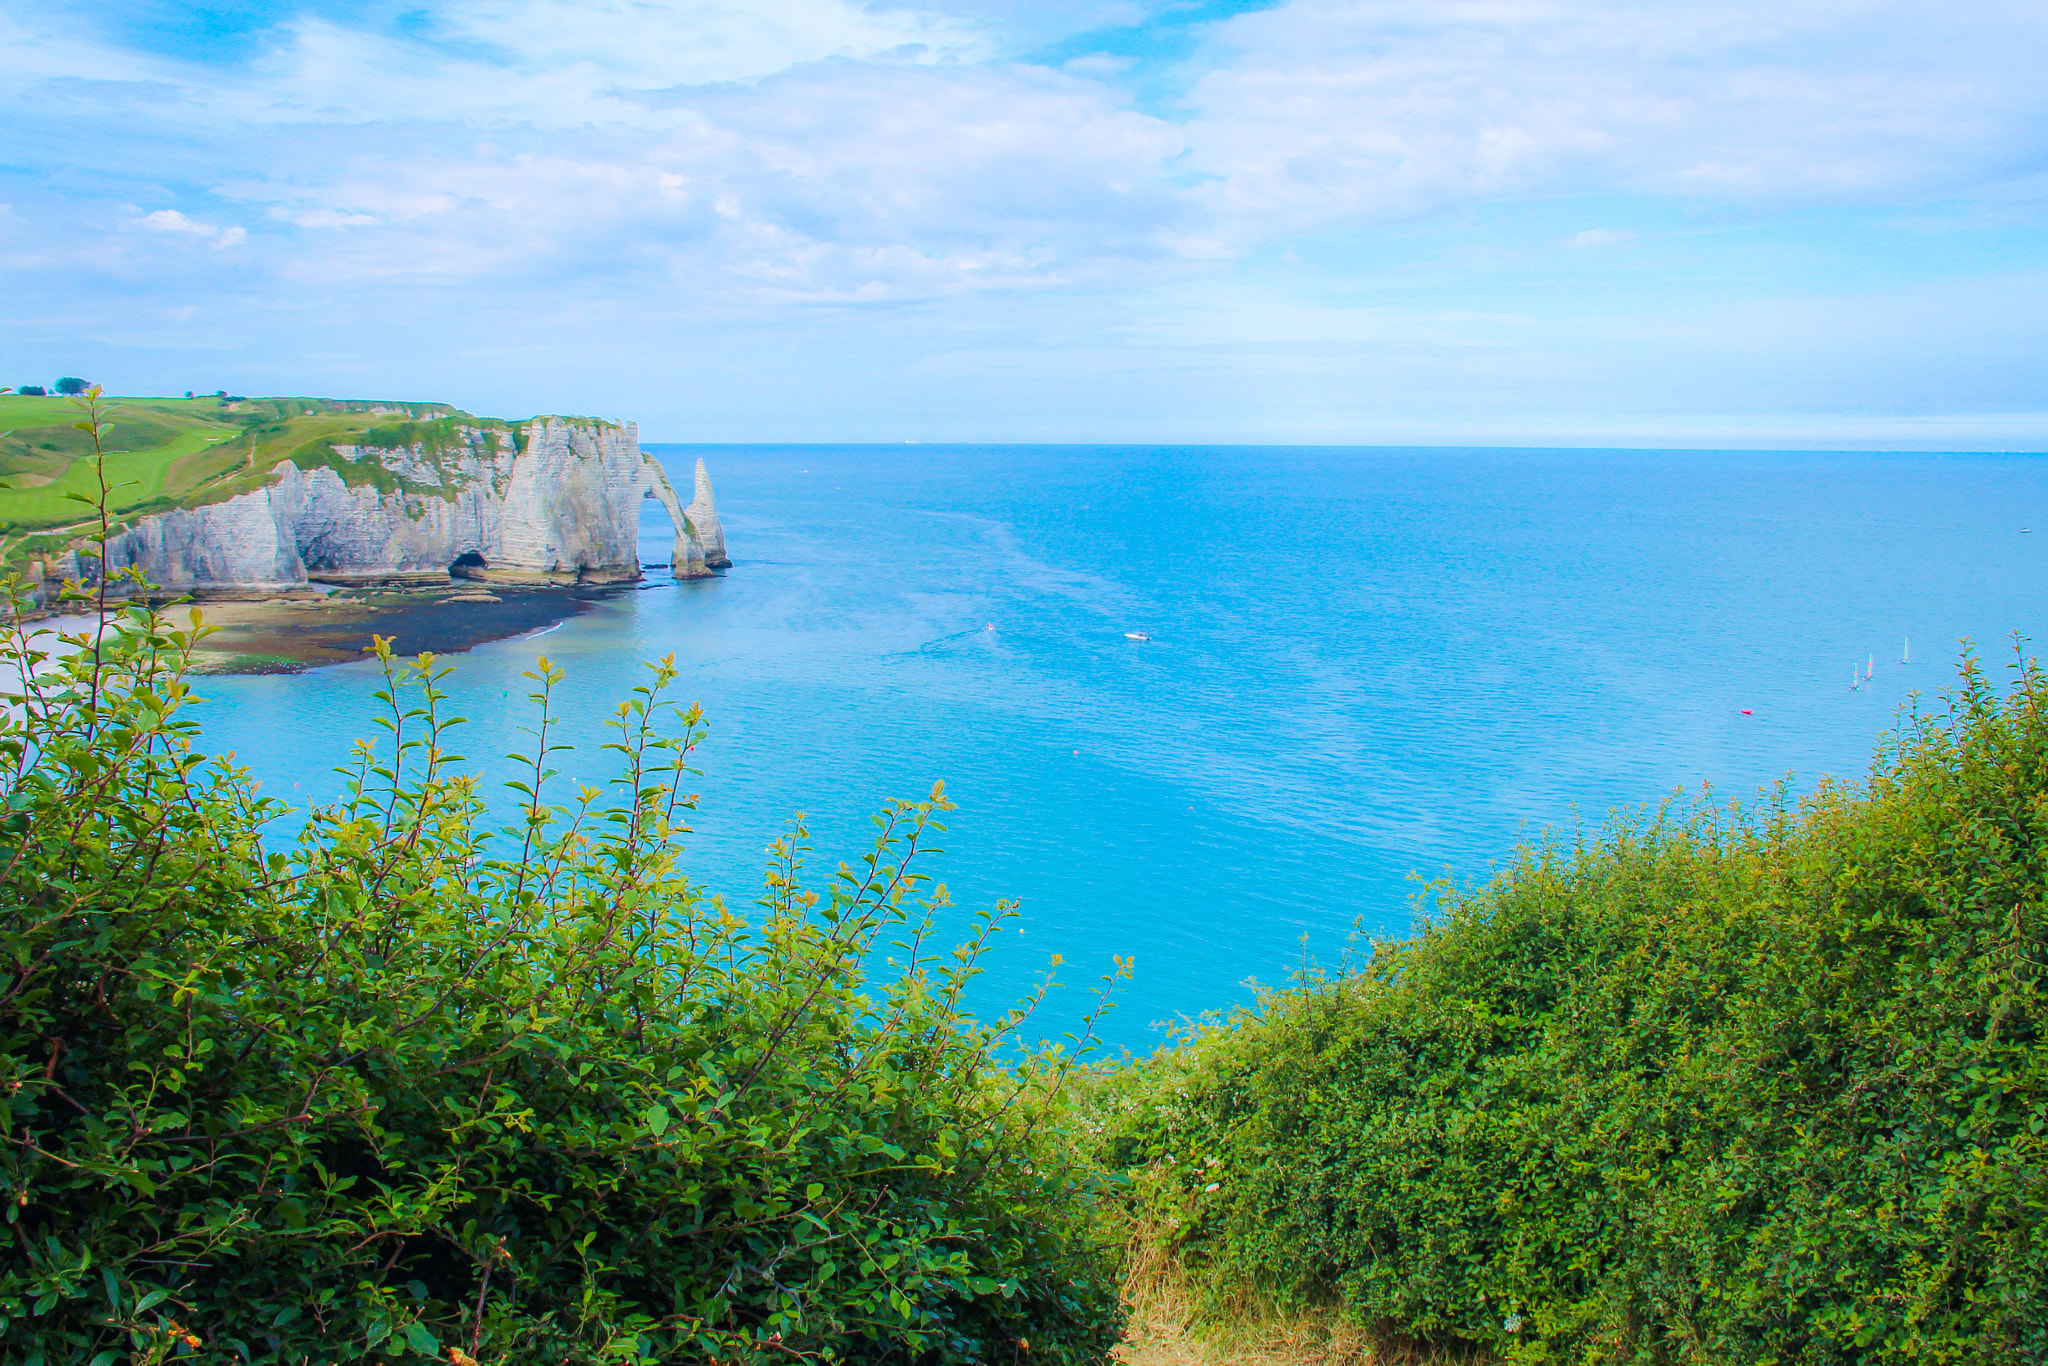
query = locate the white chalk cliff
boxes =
[100,418,724,590]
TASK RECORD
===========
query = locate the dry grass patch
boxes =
[1113,1230,1480,1366]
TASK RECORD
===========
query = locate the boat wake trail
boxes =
[891,626,991,659]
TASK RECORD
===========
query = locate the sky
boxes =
[3,0,2046,446]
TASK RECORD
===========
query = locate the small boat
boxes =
[1851,665,1860,691]
[1867,654,1875,680]
[1902,635,1910,665]
[1124,632,1150,642]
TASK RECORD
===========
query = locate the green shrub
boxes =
[0,397,1125,1364]
[1094,649,2048,1365]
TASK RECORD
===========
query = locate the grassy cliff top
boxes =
[0,395,623,540]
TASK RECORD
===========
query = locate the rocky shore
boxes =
[173,581,614,673]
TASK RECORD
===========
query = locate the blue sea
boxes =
[192,445,2046,1051]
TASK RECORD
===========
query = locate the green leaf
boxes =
[643,1104,670,1137]
[401,1321,439,1355]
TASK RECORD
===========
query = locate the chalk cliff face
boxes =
[100,418,722,590]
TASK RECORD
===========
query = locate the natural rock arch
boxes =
[639,461,708,578]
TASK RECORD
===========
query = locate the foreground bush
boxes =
[1095,650,2048,1364]
[0,600,1123,1363]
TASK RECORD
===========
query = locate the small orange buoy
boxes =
[1741,709,1753,715]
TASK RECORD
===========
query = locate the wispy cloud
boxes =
[2,0,2045,442]
[1184,0,2048,229]
[141,208,245,246]
[1563,229,1635,250]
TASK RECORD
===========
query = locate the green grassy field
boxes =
[0,420,235,524]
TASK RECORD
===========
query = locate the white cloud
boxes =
[437,0,981,85]
[193,58,1189,298]
[1563,229,1635,249]
[1062,53,1134,77]
[140,209,245,248]
[143,208,216,235]
[154,2,986,131]
[7,0,2048,441]
[22,0,2048,305]
[1183,0,2048,232]
[272,208,382,228]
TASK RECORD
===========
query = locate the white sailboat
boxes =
[1902,636,1910,665]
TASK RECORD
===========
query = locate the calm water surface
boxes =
[192,445,2047,1048]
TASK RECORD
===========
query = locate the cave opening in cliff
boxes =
[449,551,489,580]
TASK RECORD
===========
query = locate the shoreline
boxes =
[14,581,634,674]
[183,581,622,674]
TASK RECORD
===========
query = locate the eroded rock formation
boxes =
[687,458,730,569]
[99,418,723,590]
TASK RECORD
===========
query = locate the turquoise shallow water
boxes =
[191,445,2047,1049]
